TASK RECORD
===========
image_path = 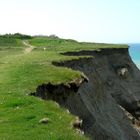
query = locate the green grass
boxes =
[29,37,128,53]
[0,36,128,140]
[0,37,24,48]
[0,43,87,140]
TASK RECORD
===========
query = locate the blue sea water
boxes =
[129,44,140,69]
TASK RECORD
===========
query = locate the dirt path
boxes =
[23,40,35,54]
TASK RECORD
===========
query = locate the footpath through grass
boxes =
[0,36,128,140]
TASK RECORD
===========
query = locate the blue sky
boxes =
[0,0,140,43]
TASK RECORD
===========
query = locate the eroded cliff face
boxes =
[33,48,140,140]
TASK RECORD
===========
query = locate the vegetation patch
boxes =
[0,35,128,140]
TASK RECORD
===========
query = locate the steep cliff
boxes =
[33,48,140,140]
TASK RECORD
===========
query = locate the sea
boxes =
[129,44,140,70]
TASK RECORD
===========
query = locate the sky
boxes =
[0,0,140,43]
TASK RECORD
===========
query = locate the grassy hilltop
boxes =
[0,34,128,140]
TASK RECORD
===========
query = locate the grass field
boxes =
[0,36,128,140]
[29,37,128,52]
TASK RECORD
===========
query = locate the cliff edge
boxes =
[33,47,140,140]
